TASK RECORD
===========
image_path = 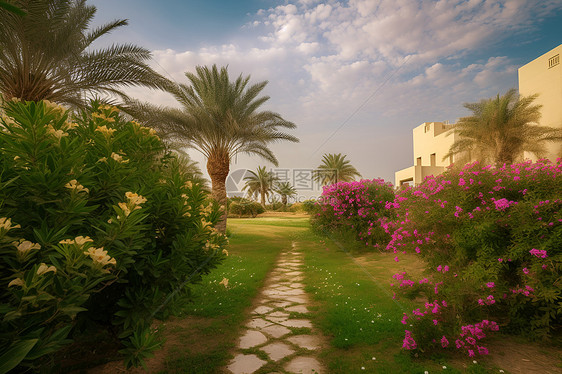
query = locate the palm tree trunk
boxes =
[260,191,266,208]
[207,152,230,233]
[282,195,287,206]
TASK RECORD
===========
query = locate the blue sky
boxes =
[91,0,562,196]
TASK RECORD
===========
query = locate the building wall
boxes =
[412,122,456,167]
[395,122,455,186]
[518,44,562,160]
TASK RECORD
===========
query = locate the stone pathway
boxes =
[227,243,324,374]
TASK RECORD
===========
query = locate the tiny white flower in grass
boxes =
[361,367,365,370]
[372,357,376,360]
[424,371,429,374]
[219,278,229,288]
[473,360,477,364]
[499,370,504,373]
[443,366,447,369]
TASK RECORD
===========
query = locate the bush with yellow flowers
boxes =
[0,100,227,371]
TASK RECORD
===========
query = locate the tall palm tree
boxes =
[445,89,562,165]
[0,0,167,107]
[243,166,278,208]
[126,65,298,231]
[314,153,361,185]
[274,181,297,206]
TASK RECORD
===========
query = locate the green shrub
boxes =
[311,179,395,249]
[229,199,264,217]
[387,161,562,356]
[0,100,227,371]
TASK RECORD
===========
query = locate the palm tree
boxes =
[0,0,167,107]
[243,166,278,208]
[314,153,361,185]
[274,181,297,206]
[445,89,562,165]
[125,65,298,232]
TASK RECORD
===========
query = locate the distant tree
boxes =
[274,181,297,206]
[0,0,167,107]
[125,65,298,232]
[314,153,361,185]
[243,166,278,207]
[445,89,562,165]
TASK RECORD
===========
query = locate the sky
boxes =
[90,0,562,198]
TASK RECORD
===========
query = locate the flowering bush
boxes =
[0,100,227,370]
[386,161,562,356]
[311,179,395,249]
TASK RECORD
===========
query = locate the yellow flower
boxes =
[97,157,107,163]
[184,181,193,189]
[59,236,93,246]
[37,263,57,275]
[110,152,129,163]
[13,240,41,254]
[84,247,117,267]
[46,124,69,140]
[8,278,25,287]
[43,100,66,116]
[63,121,78,130]
[222,249,229,256]
[92,112,116,123]
[125,192,147,206]
[219,278,229,288]
[118,202,131,217]
[0,217,21,231]
[64,179,89,194]
[95,125,117,137]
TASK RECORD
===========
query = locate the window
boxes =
[430,153,436,167]
[549,54,559,68]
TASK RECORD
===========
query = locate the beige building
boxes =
[394,121,457,187]
[518,44,562,160]
[395,44,562,187]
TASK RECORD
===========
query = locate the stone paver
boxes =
[261,342,295,361]
[226,244,325,374]
[239,330,268,349]
[286,335,321,350]
[284,356,323,374]
[228,354,267,374]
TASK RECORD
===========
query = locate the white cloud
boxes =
[125,0,561,182]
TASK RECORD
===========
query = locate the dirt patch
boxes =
[448,337,562,374]
[486,338,562,374]
[86,316,222,374]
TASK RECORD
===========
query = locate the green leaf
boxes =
[0,339,38,374]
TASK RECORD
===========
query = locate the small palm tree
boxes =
[445,89,562,165]
[243,166,278,207]
[0,0,167,107]
[274,181,297,206]
[126,65,298,231]
[314,153,361,185]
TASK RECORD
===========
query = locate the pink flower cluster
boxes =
[529,248,548,258]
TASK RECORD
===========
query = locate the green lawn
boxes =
[88,215,555,373]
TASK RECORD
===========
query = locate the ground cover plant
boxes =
[0,100,227,371]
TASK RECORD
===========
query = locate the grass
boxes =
[83,214,560,373]
[152,217,309,373]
